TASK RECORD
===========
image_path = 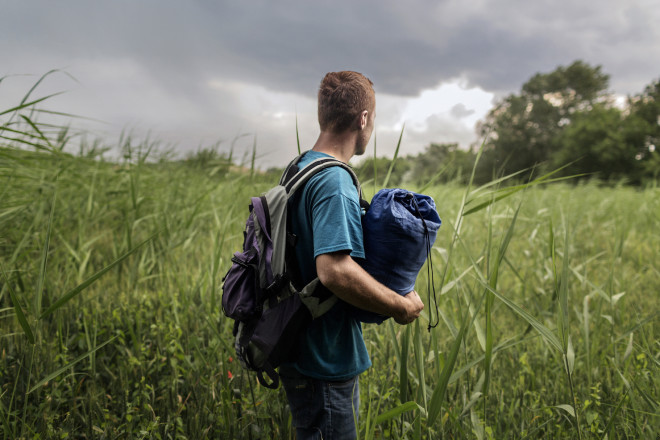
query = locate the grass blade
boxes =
[484,201,522,397]
[0,92,65,118]
[250,134,257,179]
[0,263,34,344]
[295,113,301,155]
[413,320,427,411]
[0,393,15,438]
[373,130,377,195]
[599,387,630,440]
[557,223,571,350]
[0,134,57,153]
[468,159,577,198]
[40,232,158,319]
[427,308,468,425]
[480,282,562,352]
[375,401,419,424]
[464,161,585,216]
[35,188,57,315]
[382,124,404,188]
[428,289,487,426]
[18,69,75,108]
[417,159,453,194]
[399,325,410,403]
[28,336,117,393]
[19,115,55,150]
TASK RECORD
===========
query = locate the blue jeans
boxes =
[281,374,360,440]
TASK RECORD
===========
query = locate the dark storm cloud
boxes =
[192,0,658,97]
[3,0,658,97]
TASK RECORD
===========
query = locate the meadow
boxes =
[0,88,658,439]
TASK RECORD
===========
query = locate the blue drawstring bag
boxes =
[351,189,441,324]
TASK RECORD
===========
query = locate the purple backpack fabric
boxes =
[222,197,273,321]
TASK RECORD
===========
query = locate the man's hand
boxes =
[393,290,424,325]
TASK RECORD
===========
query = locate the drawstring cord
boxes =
[406,194,440,331]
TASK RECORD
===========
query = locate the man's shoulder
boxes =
[296,151,356,196]
[306,165,357,200]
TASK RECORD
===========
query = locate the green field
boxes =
[1,82,659,439]
[1,140,658,439]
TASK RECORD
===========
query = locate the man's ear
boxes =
[358,110,369,130]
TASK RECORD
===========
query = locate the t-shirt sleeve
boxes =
[306,168,365,259]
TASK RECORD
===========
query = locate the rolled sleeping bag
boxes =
[351,188,441,324]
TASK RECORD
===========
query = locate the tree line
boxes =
[357,61,659,187]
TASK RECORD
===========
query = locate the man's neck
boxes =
[311,130,357,164]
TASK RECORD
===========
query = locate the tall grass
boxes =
[1,77,658,438]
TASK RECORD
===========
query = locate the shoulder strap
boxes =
[279,154,304,186]
[283,156,362,198]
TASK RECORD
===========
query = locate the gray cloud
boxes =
[450,104,475,120]
[6,0,658,95]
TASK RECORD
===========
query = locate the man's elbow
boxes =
[315,253,350,291]
[315,255,336,288]
[316,269,334,290]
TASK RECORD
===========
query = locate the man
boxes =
[280,71,424,439]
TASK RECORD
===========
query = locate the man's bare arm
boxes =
[316,252,424,325]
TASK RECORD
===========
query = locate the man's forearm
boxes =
[315,252,423,324]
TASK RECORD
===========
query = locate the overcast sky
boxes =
[2,0,659,168]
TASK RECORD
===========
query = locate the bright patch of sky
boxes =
[613,94,627,109]
[203,78,495,165]
[207,79,316,124]
[394,79,494,131]
[367,79,496,161]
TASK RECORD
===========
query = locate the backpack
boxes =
[221,153,363,389]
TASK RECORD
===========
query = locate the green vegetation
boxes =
[1,74,658,438]
[360,61,660,188]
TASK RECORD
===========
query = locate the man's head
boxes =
[317,71,376,145]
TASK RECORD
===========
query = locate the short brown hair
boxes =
[318,71,375,132]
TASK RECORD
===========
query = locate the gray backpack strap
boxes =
[279,154,305,185]
[298,278,339,319]
[285,157,361,199]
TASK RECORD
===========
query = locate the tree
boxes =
[355,156,411,187]
[625,79,660,180]
[409,143,476,185]
[477,61,610,181]
[552,104,640,182]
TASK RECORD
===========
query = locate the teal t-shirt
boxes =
[285,150,372,381]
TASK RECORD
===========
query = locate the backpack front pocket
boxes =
[222,248,261,320]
